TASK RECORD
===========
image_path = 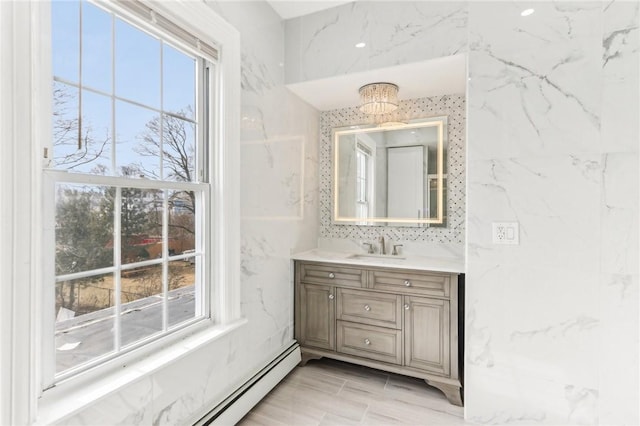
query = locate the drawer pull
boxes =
[364,338,371,345]
[404,280,411,287]
[404,303,410,310]
[329,294,335,300]
[364,304,371,311]
[328,272,335,279]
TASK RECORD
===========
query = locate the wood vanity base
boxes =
[299,352,323,367]
[425,379,463,406]
[294,260,463,407]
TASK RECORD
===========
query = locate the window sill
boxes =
[35,318,247,425]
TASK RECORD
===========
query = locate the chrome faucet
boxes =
[378,235,385,255]
[362,242,374,254]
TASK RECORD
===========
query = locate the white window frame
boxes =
[0,1,240,423]
[355,142,374,224]
[44,0,216,385]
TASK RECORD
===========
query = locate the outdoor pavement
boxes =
[55,286,196,373]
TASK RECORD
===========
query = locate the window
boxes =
[355,142,372,222]
[46,0,217,384]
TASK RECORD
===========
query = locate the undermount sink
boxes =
[347,253,406,260]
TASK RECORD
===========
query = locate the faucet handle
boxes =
[362,242,374,254]
[392,244,403,256]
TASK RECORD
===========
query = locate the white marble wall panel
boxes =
[467,4,604,160]
[241,137,305,219]
[466,155,603,271]
[597,2,639,423]
[285,1,467,84]
[58,1,320,425]
[57,377,154,425]
[466,1,638,425]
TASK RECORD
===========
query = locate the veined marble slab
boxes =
[292,249,465,274]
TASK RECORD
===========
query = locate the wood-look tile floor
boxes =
[237,358,469,425]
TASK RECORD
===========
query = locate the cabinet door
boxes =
[299,284,335,350]
[404,296,450,376]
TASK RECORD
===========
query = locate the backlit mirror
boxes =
[333,116,447,226]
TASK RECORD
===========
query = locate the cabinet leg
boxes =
[425,380,463,407]
[299,352,323,367]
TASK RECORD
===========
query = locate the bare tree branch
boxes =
[52,83,110,170]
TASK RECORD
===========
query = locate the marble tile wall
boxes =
[284,1,467,84]
[58,1,320,424]
[465,2,638,425]
[286,1,638,425]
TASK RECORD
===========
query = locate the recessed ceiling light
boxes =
[355,42,366,48]
[521,8,534,17]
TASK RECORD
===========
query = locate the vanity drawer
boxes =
[337,321,402,365]
[337,288,401,329]
[298,262,365,288]
[369,269,450,298]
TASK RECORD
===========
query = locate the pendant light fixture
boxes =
[358,82,399,115]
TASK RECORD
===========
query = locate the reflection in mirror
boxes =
[333,116,447,226]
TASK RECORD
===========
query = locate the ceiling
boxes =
[286,54,467,111]
[266,1,352,19]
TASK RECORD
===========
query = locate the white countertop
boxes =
[292,249,465,274]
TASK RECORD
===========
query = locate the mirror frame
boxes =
[332,116,447,225]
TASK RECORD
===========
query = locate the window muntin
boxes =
[49,0,212,382]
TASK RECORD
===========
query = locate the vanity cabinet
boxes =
[298,283,335,351]
[294,260,463,406]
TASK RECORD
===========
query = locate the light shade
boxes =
[359,82,399,115]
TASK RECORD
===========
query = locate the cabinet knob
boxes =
[364,304,371,311]
[404,303,410,310]
[364,338,371,345]
[404,280,411,287]
[328,272,335,279]
[328,294,335,300]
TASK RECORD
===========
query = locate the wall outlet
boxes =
[492,222,519,245]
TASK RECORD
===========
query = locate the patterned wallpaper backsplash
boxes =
[319,94,466,243]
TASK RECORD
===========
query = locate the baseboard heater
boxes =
[194,342,301,426]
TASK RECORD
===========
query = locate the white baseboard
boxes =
[195,343,301,426]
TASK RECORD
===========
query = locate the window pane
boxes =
[55,184,114,274]
[82,3,112,93]
[52,0,79,84]
[115,18,160,108]
[80,90,112,174]
[120,187,163,264]
[163,115,196,182]
[56,273,115,374]
[121,263,163,347]
[163,43,195,119]
[168,259,196,328]
[52,86,112,174]
[115,100,160,178]
[168,189,195,253]
[52,82,80,169]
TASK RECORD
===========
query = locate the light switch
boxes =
[492,222,519,245]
